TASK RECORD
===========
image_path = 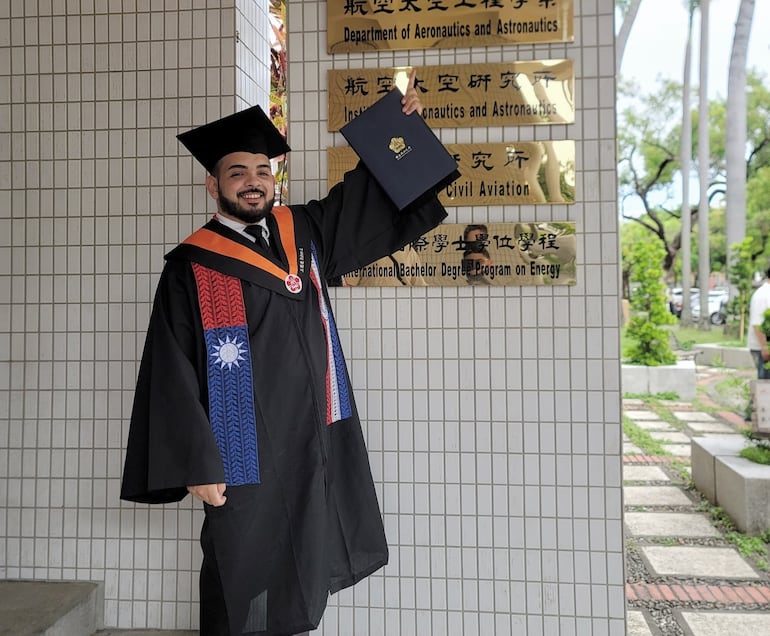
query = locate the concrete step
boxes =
[0,579,103,636]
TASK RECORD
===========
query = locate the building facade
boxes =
[0,0,623,632]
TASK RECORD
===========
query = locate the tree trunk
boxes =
[679,7,695,326]
[616,0,644,74]
[726,0,755,295]
[697,0,710,329]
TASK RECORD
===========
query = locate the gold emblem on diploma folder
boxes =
[389,137,407,155]
[339,88,459,210]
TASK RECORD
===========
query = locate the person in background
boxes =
[748,266,770,379]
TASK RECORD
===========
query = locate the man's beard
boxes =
[218,188,275,224]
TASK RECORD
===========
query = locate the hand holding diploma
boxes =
[400,69,423,117]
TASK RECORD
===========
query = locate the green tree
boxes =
[747,165,770,266]
[724,237,756,339]
[626,240,677,366]
[618,72,770,281]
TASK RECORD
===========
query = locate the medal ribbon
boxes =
[308,243,353,424]
[183,207,301,291]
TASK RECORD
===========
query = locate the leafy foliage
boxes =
[762,308,770,339]
[622,416,671,454]
[625,240,677,366]
[724,237,757,334]
[618,71,770,280]
[740,443,770,466]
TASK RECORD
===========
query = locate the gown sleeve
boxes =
[295,161,448,280]
[121,260,225,504]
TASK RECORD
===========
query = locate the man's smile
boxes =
[239,189,265,202]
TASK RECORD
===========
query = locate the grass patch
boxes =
[622,416,671,456]
[621,324,745,360]
[670,459,693,487]
[631,394,692,430]
[624,391,680,401]
[725,532,769,565]
[738,430,770,465]
[739,444,770,465]
[694,500,770,571]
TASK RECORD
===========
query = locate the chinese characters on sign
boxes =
[335,222,577,287]
[327,0,575,53]
[328,141,576,206]
[328,61,574,130]
[325,4,577,287]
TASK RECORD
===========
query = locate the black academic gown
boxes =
[121,164,447,635]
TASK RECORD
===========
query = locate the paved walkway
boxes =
[624,367,770,635]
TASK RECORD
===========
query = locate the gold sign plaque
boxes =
[328,141,575,206]
[327,0,574,54]
[334,222,577,287]
[328,60,574,131]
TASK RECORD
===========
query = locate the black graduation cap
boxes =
[177,105,291,174]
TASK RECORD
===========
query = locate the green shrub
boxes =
[740,445,770,465]
[724,238,757,339]
[625,241,677,366]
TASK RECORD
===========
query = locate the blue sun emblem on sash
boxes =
[211,334,247,370]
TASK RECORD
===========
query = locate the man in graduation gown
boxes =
[120,73,448,635]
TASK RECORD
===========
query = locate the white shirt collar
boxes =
[214,214,270,243]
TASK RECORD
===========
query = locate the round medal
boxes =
[285,274,302,293]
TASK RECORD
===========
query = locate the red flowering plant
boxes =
[270,0,288,203]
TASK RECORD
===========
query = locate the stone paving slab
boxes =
[625,410,662,420]
[687,421,736,433]
[664,443,693,456]
[673,411,717,422]
[626,610,653,636]
[677,610,770,636]
[634,420,678,431]
[624,512,721,537]
[641,546,760,579]
[624,486,693,506]
[649,431,691,444]
[624,443,644,454]
[623,466,670,482]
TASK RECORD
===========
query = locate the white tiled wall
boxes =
[0,0,624,632]
[0,0,266,630]
[289,1,624,634]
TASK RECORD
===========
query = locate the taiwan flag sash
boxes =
[192,262,260,486]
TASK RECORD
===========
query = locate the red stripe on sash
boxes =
[192,263,247,329]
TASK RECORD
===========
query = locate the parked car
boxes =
[692,290,728,325]
[669,288,728,324]
[668,288,685,316]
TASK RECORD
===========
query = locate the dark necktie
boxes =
[243,224,269,252]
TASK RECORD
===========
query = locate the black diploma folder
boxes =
[340,88,460,210]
